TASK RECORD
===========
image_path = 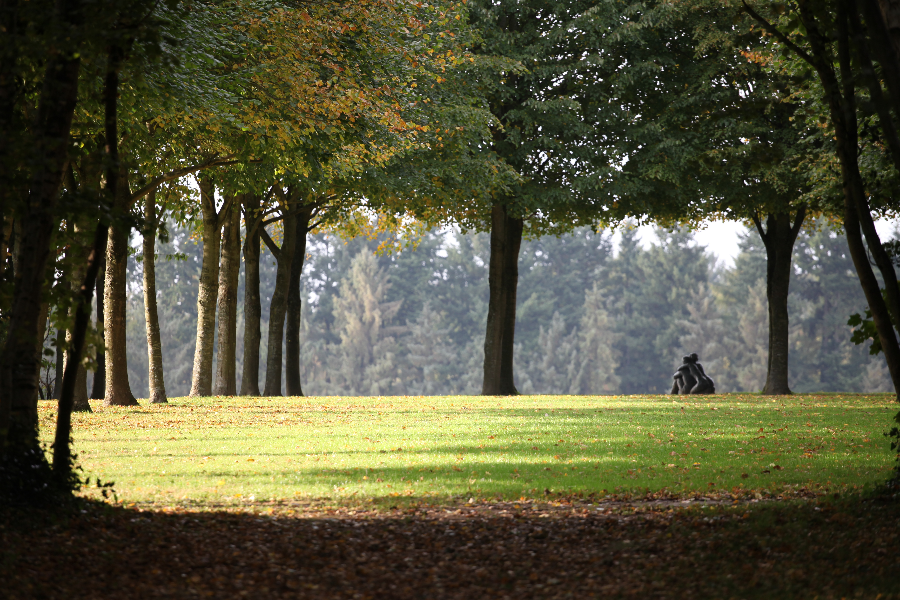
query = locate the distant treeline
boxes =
[64,222,887,398]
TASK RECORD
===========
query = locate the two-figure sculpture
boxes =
[671,353,715,394]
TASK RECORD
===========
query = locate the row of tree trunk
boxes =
[118,183,322,403]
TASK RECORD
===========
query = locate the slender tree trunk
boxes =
[64,332,90,412]
[53,222,105,480]
[823,4,900,396]
[65,221,91,411]
[285,205,313,397]
[481,204,523,396]
[0,23,81,455]
[189,177,223,398]
[90,253,106,399]
[263,207,297,397]
[754,209,806,395]
[53,327,64,399]
[213,198,241,396]
[143,189,167,404]
[240,195,262,396]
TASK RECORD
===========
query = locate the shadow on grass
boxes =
[2,490,898,599]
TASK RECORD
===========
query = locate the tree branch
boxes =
[259,227,282,261]
[127,155,239,207]
[751,211,771,248]
[741,1,818,67]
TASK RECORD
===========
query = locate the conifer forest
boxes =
[4,1,900,596]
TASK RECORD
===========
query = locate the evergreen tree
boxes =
[406,303,459,396]
[570,285,621,396]
[330,251,405,395]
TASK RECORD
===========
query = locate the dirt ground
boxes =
[2,493,899,599]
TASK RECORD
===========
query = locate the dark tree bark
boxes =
[285,204,315,397]
[53,222,105,480]
[240,194,263,396]
[65,220,92,412]
[52,327,64,399]
[481,204,523,396]
[213,198,241,396]
[189,178,232,397]
[142,189,167,404]
[752,208,806,395]
[90,252,106,399]
[0,6,82,454]
[262,195,298,397]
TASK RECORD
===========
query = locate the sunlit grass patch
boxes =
[37,393,898,506]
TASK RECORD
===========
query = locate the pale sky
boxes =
[616,219,900,269]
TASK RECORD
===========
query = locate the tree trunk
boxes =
[90,252,106,399]
[263,206,297,397]
[285,205,313,397]
[213,198,241,396]
[53,327,64,399]
[53,222,105,481]
[100,42,136,408]
[65,220,92,412]
[189,177,223,398]
[754,209,806,395]
[0,27,82,456]
[143,189,167,404]
[823,4,900,396]
[481,204,523,396]
[103,211,137,406]
[240,195,263,396]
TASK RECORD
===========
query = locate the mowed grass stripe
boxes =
[36,394,897,505]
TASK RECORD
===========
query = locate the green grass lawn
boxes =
[37,393,898,507]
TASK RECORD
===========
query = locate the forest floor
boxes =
[2,491,900,599]
[3,393,897,598]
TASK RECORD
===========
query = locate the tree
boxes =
[589,1,828,395]
[142,189,168,404]
[461,0,626,395]
[188,177,232,398]
[742,1,900,400]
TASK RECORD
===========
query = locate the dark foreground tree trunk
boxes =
[0,26,82,462]
[263,200,298,397]
[189,178,225,397]
[90,253,106,399]
[481,204,523,396]
[753,208,806,395]
[213,199,241,396]
[143,190,167,404]
[285,205,314,397]
[240,194,262,396]
[66,220,92,412]
[53,327,64,399]
[53,223,105,481]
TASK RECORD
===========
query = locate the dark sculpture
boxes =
[671,353,715,394]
